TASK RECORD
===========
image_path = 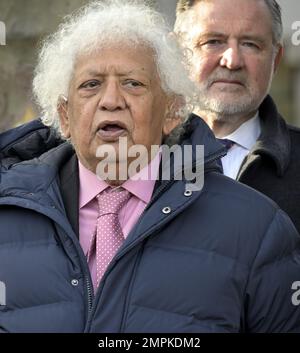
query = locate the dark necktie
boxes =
[217,138,235,151]
[216,139,235,171]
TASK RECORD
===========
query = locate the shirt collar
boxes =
[78,161,109,208]
[224,113,261,151]
[122,149,161,204]
[78,149,161,208]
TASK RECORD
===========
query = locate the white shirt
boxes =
[220,114,261,179]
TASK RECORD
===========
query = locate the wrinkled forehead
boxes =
[72,41,158,77]
[68,41,164,93]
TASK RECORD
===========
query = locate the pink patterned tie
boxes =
[88,187,131,288]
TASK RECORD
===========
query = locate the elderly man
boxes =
[0,0,300,333]
[174,0,300,233]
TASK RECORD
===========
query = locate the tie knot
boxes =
[217,138,235,151]
[96,188,131,216]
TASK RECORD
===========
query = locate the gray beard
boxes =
[193,62,274,122]
[197,95,261,122]
[195,72,273,122]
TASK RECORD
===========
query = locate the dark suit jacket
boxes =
[59,153,79,237]
[236,95,300,234]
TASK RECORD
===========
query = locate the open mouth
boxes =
[97,121,127,141]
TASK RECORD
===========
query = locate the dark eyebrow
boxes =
[194,32,226,45]
[197,32,226,39]
[78,69,143,79]
[195,32,267,46]
[85,70,102,77]
[240,35,267,46]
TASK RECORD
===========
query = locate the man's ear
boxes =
[163,116,182,136]
[57,95,71,139]
[163,96,184,136]
[273,45,283,74]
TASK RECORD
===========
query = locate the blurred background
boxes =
[0,0,299,132]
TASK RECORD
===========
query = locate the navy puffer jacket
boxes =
[0,116,300,332]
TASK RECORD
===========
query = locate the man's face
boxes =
[59,44,170,176]
[180,0,282,118]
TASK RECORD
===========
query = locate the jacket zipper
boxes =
[86,277,93,313]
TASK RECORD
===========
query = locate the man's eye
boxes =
[242,42,259,49]
[123,80,144,88]
[79,80,100,89]
[204,39,222,46]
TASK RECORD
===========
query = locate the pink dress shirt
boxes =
[79,152,160,289]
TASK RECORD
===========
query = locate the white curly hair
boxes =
[32,0,198,137]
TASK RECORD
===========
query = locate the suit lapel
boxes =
[59,153,80,238]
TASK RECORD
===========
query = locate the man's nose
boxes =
[98,80,126,111]
[219,44,244,70]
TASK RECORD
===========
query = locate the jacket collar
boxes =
[0,119,63,169]
[180,113,226,159]
[174,113,226,175]
[0,142,74,199]
[59,153,79,236]
[253,95,290,176]
[0,119,45,151]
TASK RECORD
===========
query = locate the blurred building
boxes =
[0,0,88,131]
[0,0,299,131]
